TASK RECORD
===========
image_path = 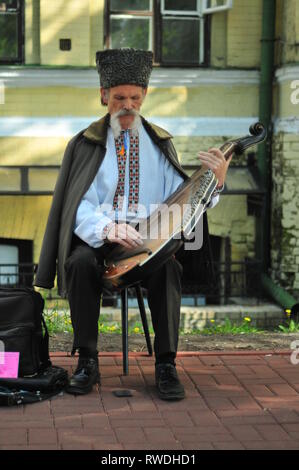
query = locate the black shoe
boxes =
[66,357,101,395]
[155,363,185,401]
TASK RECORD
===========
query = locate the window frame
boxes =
[104,0,212,67]
[0,0,24,65]
[202,0,233,14]
[161,0,199,16]
[109,14,153,51]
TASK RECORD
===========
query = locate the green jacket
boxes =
[34,114,213,298]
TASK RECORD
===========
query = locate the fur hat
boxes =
[96,48,153,89]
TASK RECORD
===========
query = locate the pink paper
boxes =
[0,352,20,378]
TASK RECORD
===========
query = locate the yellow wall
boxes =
[0,196,52,263]
[0,84,259,118]
[226,0,262,68]
[40,0,90,66]
[24,0,265,69]
[25,0,40,64]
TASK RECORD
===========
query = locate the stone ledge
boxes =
[44,303,285,332]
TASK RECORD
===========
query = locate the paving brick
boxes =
[190,375,218,386]
[204,397,236,411]
[191,366,229,376]
[155,397,208,411]
[2,353,299,450]
[54,415,83,428]
[249,365,281,378]
[254,424,292,441]
[269,409,299,423]
[217,410,276,425]
[242,440,299,450]
[0,445,59,450]
[227,365,255,375]
[282,423,299,432]
[256,397,299,409]
[0,430,27,445]
[143,427,178,444]
[110,418,164,428]
[197,384,249,398]
[114,427,146,444]
[245,384,275,397]
[213,374,241,385]
[200,356,224,366]
[190,410,223,426]
[269,383,298,396]
[61,443,93,450]
[93,443,124,450]
[213,441,245,450]
[123,442,183,450]
[172,425,232,443]
[221,356,265,365]
[28,428,58,445]
[239,377,286,385]
[161,411,194,427]
[230,396,262,410]
[226,424,263,441]
[58,428,118,445]
[128,397,157,412]
[81,413,110,428]
[182,442,214,450]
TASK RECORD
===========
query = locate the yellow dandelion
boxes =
[134,327,140,333]
[244,317,251,322]
[210,319,215,323]
[285,309,291,314]
[110,325,116,331]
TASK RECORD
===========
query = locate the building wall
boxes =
[270,0,299,297]
[0,0,278,288]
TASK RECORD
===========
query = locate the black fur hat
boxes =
[96,48,153,89]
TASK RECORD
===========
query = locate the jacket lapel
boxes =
[83,113,189,180]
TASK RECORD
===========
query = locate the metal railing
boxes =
[0,258,263,305]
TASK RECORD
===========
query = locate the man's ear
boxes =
[143,87,148,99]
[100,88,109,106]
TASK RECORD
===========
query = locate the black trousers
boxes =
[64,234,183,361]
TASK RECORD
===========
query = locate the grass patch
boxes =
[278,319,299,333]
[185,318,262,335]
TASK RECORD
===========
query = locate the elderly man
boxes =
[34,48,231,400]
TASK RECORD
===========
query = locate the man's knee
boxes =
[64,246,98,273]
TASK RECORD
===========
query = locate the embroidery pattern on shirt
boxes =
[113,130,139,213]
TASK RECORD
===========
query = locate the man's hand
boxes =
[106,222,143,249]
[198,148,232,187]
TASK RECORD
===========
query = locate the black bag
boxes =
[0,365,69,406]
[0,287,69,406]
[0,286,51,376]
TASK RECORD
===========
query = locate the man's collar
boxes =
[83,113,173,145]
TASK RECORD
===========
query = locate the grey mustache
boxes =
[116,109,139,117]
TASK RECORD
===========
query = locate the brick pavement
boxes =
[1,351,299,450]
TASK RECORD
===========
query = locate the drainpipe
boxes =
[257,0,276,273]
[257,0,298,315]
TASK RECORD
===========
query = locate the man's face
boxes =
[101,84,147,129]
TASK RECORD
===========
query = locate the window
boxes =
[0,166,59,194]
[0,238,34,287]
[0,0,24,64]
[0,244,18,285]
[105,0,232,66]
